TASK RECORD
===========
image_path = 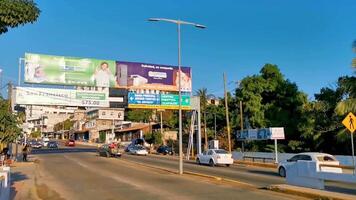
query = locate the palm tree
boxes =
[196,88,208,150]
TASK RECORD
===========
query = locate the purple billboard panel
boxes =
[115,61,191,92]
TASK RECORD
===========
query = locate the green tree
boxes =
[196,88,209,148]
[127,109,153,123]
[235,64,314,152]
[30,130,41,138]
[54,119,74,132]
[0,98,21,143]
[0,0,40,34]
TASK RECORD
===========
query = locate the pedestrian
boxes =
[22,144,28,162]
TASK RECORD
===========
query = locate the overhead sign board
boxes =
[236,127,285,140]
[14,87,109,107]
[128,93,160,105]
[116,61,191,92]
[127,92,191,110]
[342,112,355,133]
[24,53,116,87]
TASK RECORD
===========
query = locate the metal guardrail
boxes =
[243,156,275,163]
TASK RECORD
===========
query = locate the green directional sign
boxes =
[161,94,190,106]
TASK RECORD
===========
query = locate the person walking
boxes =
[22,144,28,162]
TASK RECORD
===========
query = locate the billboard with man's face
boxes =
[24,53,116,87]
[115,61,192,92]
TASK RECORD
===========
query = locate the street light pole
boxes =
[148,18,206,175]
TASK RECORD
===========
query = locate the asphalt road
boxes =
[121,153,356,195]
[27,142,356,197]
[27,150,299,200]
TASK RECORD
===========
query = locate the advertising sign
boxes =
[14,87,109,107]
[24,53,116,87]
[127,92,191,110]
[116,61,192,92]
[236,127,285,140]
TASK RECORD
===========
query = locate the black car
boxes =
[48,141,59,148]
[156,146,174,155]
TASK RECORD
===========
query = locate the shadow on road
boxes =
[248,170,280,177]
[10,172,29,199]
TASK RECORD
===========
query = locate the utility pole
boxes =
[240,100,244,153]
[204,111,208,150]
[223,73,232,153]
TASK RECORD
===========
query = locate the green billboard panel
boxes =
[24,53,116,87]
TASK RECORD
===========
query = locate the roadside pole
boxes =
[239,100,244,155]
[223,73,232,153]
[341,112,356,175]
[351,132,355,175]
[274,139,278,164]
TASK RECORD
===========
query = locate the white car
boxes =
[196,149,234,167]
[42,137,50,147]
[277,152,342,177]
[129,145,148,156]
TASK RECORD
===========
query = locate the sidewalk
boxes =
[268,184,356,200]
[10,160,39,200]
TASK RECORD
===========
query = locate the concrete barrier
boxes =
[286,161,356,190]
[0,166,10,200]
[233,151,355,166]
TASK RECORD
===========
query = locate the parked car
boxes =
[42,137,50,147]
[196,149,234,167]
[65,139,75,147]
[156,145,174,155]
[48,141,59,149]
[277,152,342,177]
[98,143,121,158]
[31,141,42,149]
[129,145,148,156]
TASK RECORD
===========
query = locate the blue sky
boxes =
[0,0,355,99]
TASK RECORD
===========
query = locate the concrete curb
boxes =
[267,184,356,200]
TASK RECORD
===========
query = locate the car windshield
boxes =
[214,149,228,154]
[317,155,337,162]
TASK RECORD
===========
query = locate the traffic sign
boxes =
[342,112,355,133]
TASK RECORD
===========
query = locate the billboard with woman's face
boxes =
[24,53,116,87]
[116,61,192,92]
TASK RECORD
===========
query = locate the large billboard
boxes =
[14,87,109,107]
[116,61,192,92]
[24,53,116,87]
[128,92,191,110]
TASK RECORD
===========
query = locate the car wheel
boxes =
[226,164,230,167]
[279,167,286,177]
[196,158,201,165]
[209,159,215,167]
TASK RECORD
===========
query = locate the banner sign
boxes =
[14,87,109,107]
[116,61,192,92]
[236,127,285,140]
[24,53,116,87]
[127,92,191,110]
